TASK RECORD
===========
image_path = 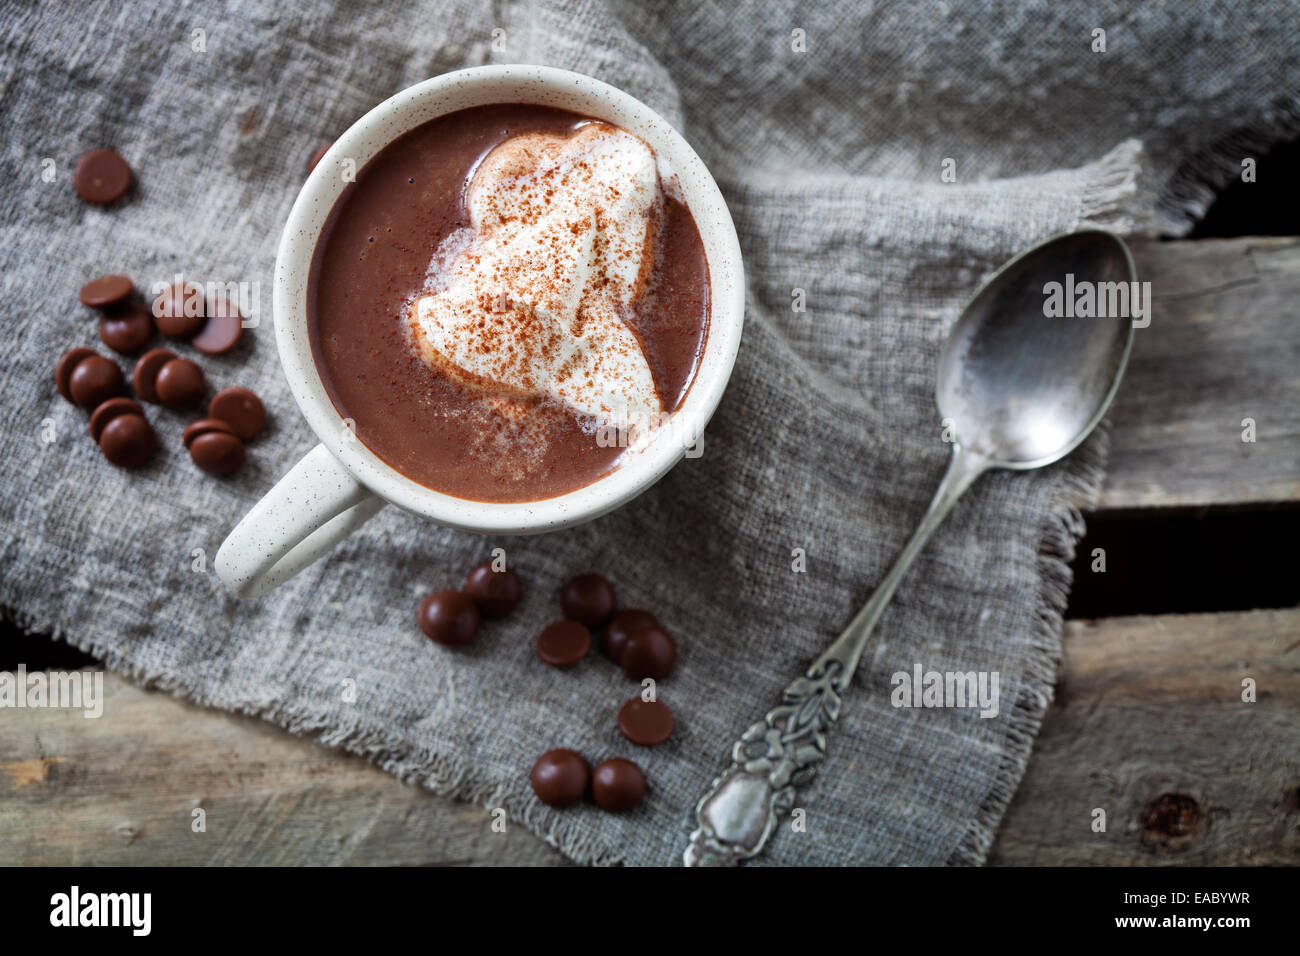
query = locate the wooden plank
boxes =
[0,676,566,866]
[3,607,1295,865]
[1102,237,1300,510]
[989,608,1300,865]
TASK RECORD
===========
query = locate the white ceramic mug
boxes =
[215,65,745,599]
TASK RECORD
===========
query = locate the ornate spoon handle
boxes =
[683,448,987,866]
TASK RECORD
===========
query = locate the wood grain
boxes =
[1104,238,1300,510]
[0,677,566,866]
[989,608,1300,865]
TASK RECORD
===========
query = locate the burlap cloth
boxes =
[2,0,1297,864]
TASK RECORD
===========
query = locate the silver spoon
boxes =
[684,230,1138,866]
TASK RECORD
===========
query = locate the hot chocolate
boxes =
[307,104,710,503]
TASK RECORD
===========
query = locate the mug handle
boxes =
[215,443,386,599]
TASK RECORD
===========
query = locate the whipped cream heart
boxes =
[408,123,664,431]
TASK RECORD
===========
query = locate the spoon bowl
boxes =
[936,230,1137,468]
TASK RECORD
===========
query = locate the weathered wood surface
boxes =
[988,608,1300,865]
[2,237,1297,865]
[1102,237,1300,510]
[2,608,1294,865]
[0,675,567,866]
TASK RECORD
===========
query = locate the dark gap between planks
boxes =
[1066,502,1300,619]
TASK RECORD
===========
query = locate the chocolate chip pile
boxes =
[416,561,523,645]
[57,274,264,474]
[417,566,678,814]
[530,750,646,813]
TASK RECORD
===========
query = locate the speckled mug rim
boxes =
[275,65,745,534]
